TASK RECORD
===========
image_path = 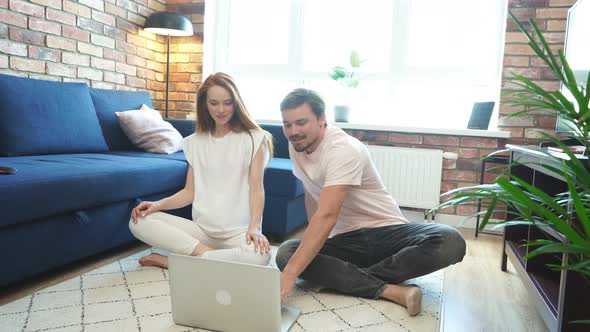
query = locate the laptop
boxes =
[168,254,301,332]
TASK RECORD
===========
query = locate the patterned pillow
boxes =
[115,105,183,154]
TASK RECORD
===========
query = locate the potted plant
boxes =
[328,50,363,122]
[432,13,590,324]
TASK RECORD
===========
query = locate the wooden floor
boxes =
[442,229,548,332]
[1,228,548,332]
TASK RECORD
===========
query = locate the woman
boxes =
[129,72,274,268]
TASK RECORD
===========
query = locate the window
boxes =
[204,0,507,129]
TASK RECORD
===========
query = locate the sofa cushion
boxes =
[0,74,108,157]
[89,88,154,150]
[0,154,187,228]
[106,150,186,162]
[264,158,304,199]
[261,123,289,159]
[115,104,183,154]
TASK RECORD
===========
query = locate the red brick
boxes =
[0,23,6,38]
[92,81,114,89]
[104,71,124,84]
[189,73,201,83]
[79,0,104,11]
[423,135,459,146]
[127,34,147,48]
[9,28,44,46]
[62,26,90,42]
[456,205,478,217]
[460,137,498,148]
[29,17,61,35]
[147,80,166,90]
[536,7,568,18]
[47,8,76,26]
[440,181,459,193]
[146,39,165,52]
[127,12,144,26]
[46,62,76,77]
[0,54,7,68]
[77,17,102,33]
[443,159,457,170]
[383,133,420,144]
[91,57,115,71]
[116,0,137,12]
[103,48,125,62]
[103,26,125,40]
[104,3,126,18]
[116,40,136,54]
[46,35,76,51]
[28,46,61,62]
[0,9,28,28]
[503,127,524,138]
[92,10,115,26]
[138,5,153,17]
[30,0,60,9]
[538,116,557,128]
[525,128,555,139]
[116,62,135,76]
[168,92,188,101]
[136,68,155,80]
[443,170,478,182]
[62,52,89,66]
[127,76,146,88]
[116,17,137,33]
[503,44,536,56]
[146,60,164,72]
[169,73,189,82]
[91,34,115,48]
[503,67,543,79]
[78,42,103,57]
[63,1,91,18]
[10,57,45,73]
[9,0,44,18]
[78,66,102,80]
[126,54,146,67]
[0,39,26,56]
[0,0,6,8]
[547,19,567,31]
[148,0,165,11]
[498,116,535,127]
[174,82,196,92]
[457,159,481,171]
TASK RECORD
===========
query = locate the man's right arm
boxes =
[304,189,318,222]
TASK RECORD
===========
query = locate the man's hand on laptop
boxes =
[246,225,270,254]
[280,272,296,304]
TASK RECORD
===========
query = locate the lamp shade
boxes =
[143,12,193,36]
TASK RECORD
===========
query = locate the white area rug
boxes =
[0,248,443,332]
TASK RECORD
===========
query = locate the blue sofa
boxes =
[0,74,306,287]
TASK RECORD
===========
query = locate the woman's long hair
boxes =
[195,72,273,160]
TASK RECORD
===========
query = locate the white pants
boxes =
[128,212,270,266]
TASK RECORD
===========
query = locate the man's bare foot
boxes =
[380,284,422,316]
[138,253,168,269]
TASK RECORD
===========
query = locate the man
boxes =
[276,89,466,316]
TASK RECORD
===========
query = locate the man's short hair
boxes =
[280,89,325,119]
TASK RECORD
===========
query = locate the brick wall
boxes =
[499,0,575,144]
[0,0,168,104]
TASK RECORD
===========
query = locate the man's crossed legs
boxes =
[276,223,466,316]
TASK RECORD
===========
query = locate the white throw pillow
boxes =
[115,104,183,154]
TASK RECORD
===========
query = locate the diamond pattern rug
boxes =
[0,248,443,332]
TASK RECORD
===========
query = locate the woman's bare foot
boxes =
[380,284,422,316]
[138,253,169,269]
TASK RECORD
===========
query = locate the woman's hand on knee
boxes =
[131,201,161,223]
[246,226,271,254]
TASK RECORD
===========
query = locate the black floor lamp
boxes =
[143,12,193,118]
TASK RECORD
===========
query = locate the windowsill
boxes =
[258,119,511,138]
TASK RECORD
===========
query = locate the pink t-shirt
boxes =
[290,126,408,238]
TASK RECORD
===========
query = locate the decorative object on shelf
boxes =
[144,12,193,118]
[329,50,364,123]
[431,9,590,327]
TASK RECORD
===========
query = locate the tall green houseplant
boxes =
[433,13,590,324]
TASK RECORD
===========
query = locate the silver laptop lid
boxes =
[169,254,284,332]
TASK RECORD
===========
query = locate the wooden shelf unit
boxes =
[501,145,590,332]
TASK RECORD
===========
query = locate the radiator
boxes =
[367,145,443,210]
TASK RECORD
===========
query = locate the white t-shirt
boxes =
[182,129,269,238]
[290,126,408,238]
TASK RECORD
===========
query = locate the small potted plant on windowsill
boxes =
[329,50,364,123]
